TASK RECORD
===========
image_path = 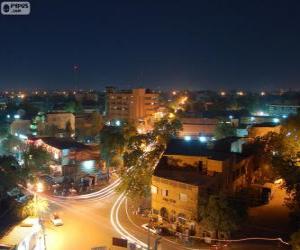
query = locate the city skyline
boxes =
[1,0,300,90]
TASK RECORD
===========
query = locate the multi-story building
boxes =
[151,138,253,236]
[105,87,159,130]
[178,117,218,138]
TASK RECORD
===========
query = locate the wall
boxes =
[151,176,199,221]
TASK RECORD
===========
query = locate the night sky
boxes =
[1,0,300,91]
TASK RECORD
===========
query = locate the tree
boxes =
[64,100,83,113]
[0,156,21,189]
[117,133,162,199]
[153,117,182,145]
[199,195,246,239]
[89,112,102,137]
[99,126,126,171]
[214,122,236,140]
[1,134,24,155]
[117,117,180,199]
[20,195,49,218]
[23,145,52,179]
[291,230,300,250]
[264,113,300,228]
[0,121,9,140]
[65,120,73,137]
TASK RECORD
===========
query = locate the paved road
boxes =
[43,191,290,250]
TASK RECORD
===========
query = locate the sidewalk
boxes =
[45,173,118,197]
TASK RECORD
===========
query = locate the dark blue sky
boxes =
[1,0,300,91]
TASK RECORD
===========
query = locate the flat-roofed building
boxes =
[248,122,281,138]
[179,117,218,138]
[151,138,253,236]
[105,87,159,130]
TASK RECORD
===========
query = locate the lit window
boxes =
[151,185,158,194]
[162,189,168,197]
[179,193,187,202]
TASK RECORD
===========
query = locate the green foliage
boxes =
[0,156,25,194]
[291,230,300,250]
[153,117,182,145]
[23,145,52,177]
[263,113,300,229]
[20,195,49,218]
[117,117,181,199]
[199,194,246,238]
[0,122,9,139]
[99,126,127,169]
[1,134,23,155]
[64,100,83,113]
[214,122,236,140]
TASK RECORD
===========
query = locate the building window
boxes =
[151,185,158,194]
[179,193,188,202]
[162,189,168,197]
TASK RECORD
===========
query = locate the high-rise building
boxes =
[105,87,159,129]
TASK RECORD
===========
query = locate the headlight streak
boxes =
[110,194,148,249]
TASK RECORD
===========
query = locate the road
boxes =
[44,189,190,250]
[41,181,291,250]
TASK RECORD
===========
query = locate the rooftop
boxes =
[29,137,89,150]
[251,122,280,128]
[165,138,237,161]
[153,157,219,187]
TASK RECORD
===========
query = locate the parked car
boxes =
[157,226,174,236]
[51,213,63,226]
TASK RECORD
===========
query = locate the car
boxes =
[141,223,157,234]
[50,213,63,226]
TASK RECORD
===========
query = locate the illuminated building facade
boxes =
[105,87,159,129]
[151,139,253,235]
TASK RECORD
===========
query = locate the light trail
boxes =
[52,178,120,200]
[110,194,148,249]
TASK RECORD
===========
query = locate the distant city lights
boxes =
[184,136,192,141]
[199,136,207,143]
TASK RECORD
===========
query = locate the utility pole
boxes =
[153,237,161,250]
[147,221,150,250]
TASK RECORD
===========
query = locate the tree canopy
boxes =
[214,122,236,140]
[199,194,247,238]
[263,113,300,228]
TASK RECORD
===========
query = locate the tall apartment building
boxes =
[105,87,159,129]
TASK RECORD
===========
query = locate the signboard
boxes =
[112,237,128,248]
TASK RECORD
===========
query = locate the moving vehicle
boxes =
[51,213,63,226]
